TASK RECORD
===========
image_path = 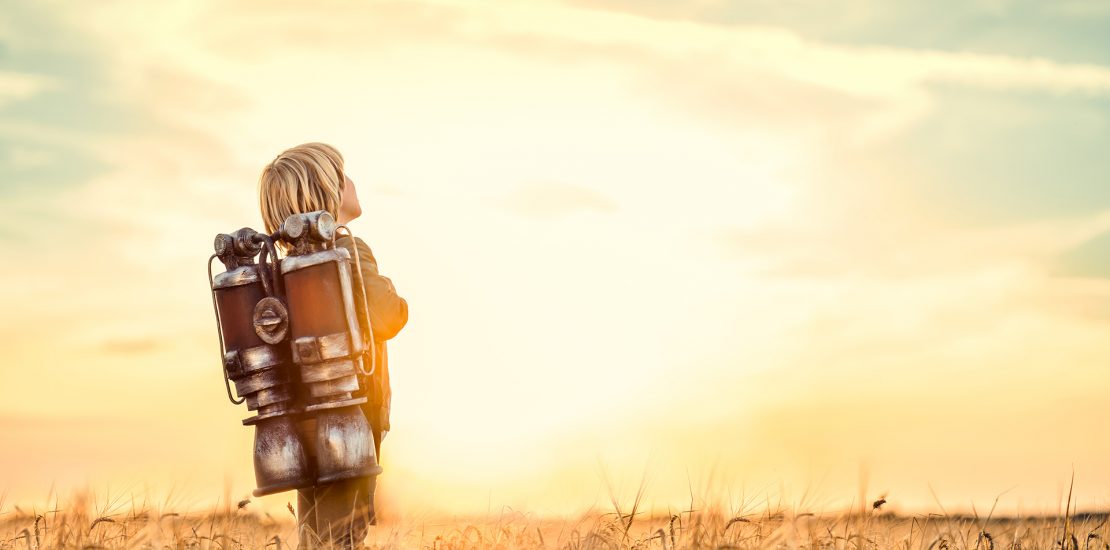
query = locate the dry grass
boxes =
[2,489,1107,550]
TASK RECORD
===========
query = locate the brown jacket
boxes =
[336,235,408,436]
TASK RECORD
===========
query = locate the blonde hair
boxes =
[258,142,346,236]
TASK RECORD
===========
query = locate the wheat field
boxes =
[2,489,1105,550]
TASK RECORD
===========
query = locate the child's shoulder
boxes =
[336,234,378,265]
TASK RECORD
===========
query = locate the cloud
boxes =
[536,2,1110,149]
[719,198,1110,280]
[1058,230,1110,279]
[0,70,53,107]
[4,146,54,169]
[569,0,1110,66]
[501,182,617,217]
[47,0,1110,158]
[98,337,165,356]
[464,2,1110,95]
[300,0,1108,147]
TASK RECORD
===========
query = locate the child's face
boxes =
[338,173,362,224]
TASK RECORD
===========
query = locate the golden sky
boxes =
[3,0,1110,516]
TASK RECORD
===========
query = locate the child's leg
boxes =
[296,487,320,549]
[307,476,376,549]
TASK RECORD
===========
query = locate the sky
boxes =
[2,0,1110,518]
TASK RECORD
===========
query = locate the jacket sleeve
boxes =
[338,235,409,342]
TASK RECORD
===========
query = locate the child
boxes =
[258,142,408,548]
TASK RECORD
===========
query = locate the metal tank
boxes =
[278,211,382,484]
[209,227,312,496]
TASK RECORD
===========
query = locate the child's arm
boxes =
[337,235,409,342]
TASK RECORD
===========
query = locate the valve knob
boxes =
[214,234,234,257]
[253,297,289,345]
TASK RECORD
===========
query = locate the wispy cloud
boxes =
[1058,229,1110,279]
[98,337,165,356]
[0,70,53,107]
[501,182,617,217]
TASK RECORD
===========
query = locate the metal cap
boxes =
[312,211,336,242]
[281,214,306,241]
[214,233,234,256]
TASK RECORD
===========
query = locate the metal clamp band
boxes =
[292,332,354,364]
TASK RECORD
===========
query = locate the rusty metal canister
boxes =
[278,211,382,484]
[211,228,312,496]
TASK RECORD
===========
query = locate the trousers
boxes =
[296,475,376,549]
[295,423,382,550]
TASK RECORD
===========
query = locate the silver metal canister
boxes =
[278,211,382,484]
[210,228,312,496]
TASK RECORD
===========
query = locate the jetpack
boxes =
[206,210,380,496]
